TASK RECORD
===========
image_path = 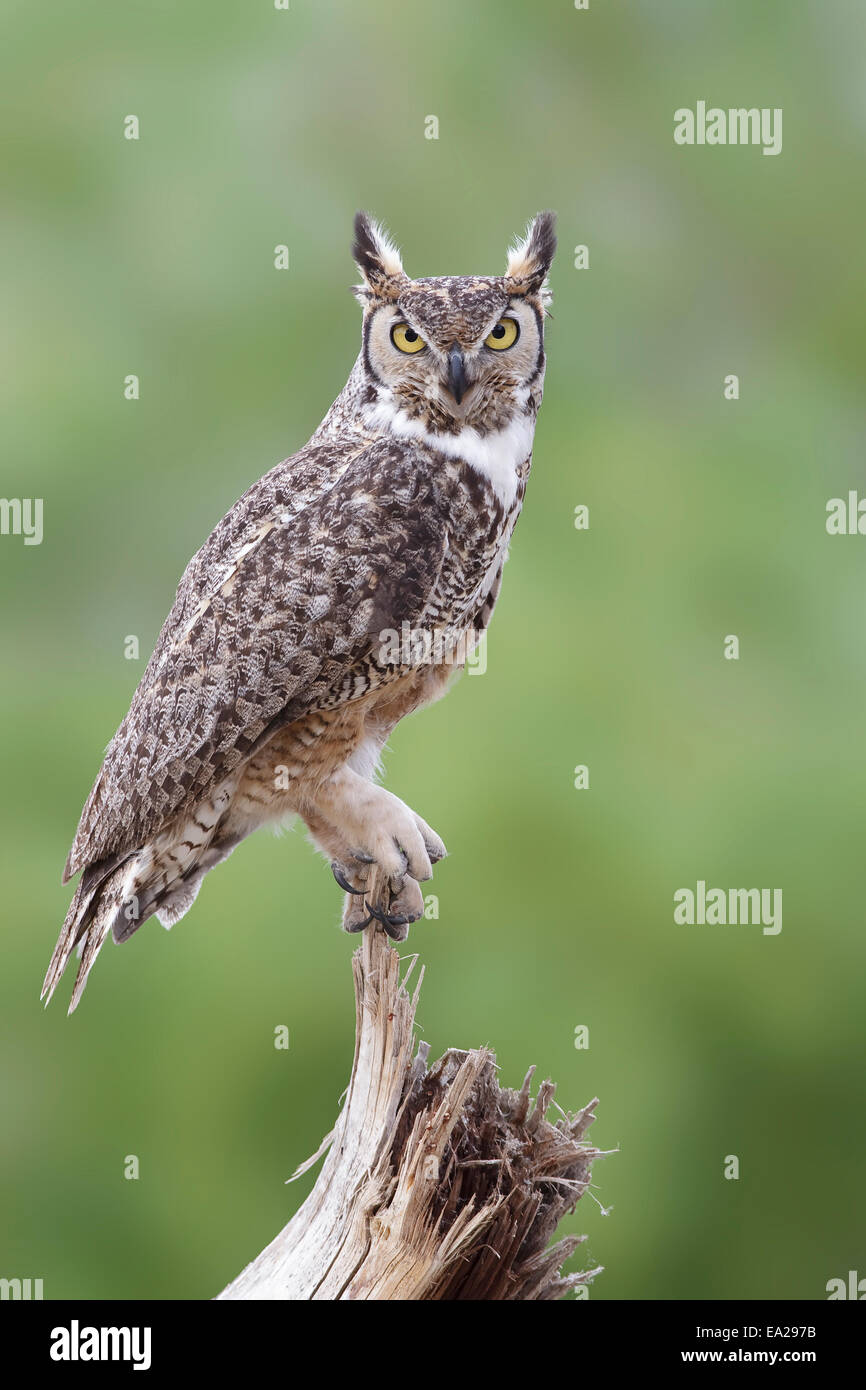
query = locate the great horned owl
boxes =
[43,211,557,1013]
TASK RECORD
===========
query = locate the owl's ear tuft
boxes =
[351,212,407,304]
[505,211,557,308]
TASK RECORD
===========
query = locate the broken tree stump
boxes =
[217,925,605,1300]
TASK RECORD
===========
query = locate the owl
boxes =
[43,210,557,1013]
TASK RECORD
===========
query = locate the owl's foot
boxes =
[331,817,445,943]
[337,856,428,941]
[308,768,445,940]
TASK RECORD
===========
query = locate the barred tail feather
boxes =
[44,819,241,1012]
[41,864,127,1014]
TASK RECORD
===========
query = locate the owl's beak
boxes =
[446,344,468,405]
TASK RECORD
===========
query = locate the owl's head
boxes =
[351,211,556,436]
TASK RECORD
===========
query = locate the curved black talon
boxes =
[366,901,423,941]
[382,916,414,942]
[331,863,365,895]
[366,902,409,929]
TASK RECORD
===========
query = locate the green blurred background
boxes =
[2,0,864,1300]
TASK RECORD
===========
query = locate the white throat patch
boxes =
[363,398,534,510]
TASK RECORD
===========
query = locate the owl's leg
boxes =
[301,767,445,941]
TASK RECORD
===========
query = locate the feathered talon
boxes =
[331,862,365,895]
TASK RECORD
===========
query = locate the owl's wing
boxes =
[65,436,450,879]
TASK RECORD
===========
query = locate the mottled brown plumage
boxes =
[43,211,556,1012]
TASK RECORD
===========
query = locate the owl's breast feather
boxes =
[362,398,535,511]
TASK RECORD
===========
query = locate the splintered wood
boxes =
[218,927,605,1301]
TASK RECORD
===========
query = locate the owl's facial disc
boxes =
[364,285,543,434]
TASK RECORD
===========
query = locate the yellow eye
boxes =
[391,322,426,354]
[485,317,520,351]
